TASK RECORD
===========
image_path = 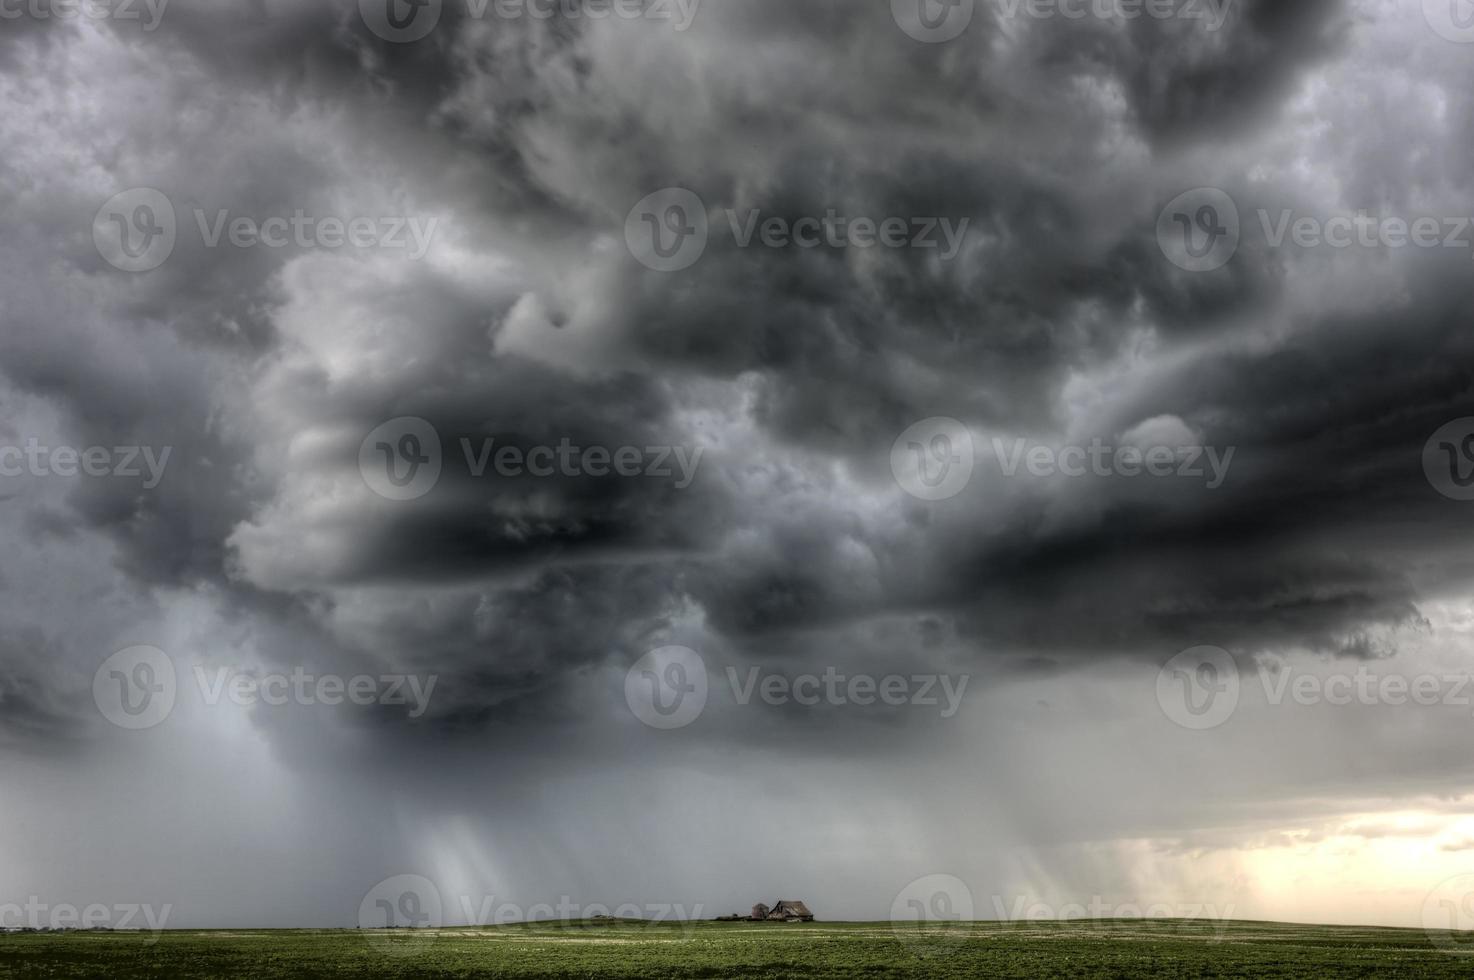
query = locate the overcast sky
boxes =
[4,0,1474,934]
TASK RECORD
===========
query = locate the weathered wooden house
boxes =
[718,900,817,923]
[761,900,814,922]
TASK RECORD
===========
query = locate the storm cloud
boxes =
[2,0,1474,930]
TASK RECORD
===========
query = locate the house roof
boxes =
[770,900,812,916]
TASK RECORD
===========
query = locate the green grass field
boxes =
[2,918,1472,978]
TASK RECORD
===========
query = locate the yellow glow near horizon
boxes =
[1234,811,1474,927]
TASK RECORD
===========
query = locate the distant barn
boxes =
[718,900,817,923]
[762,900,814,922]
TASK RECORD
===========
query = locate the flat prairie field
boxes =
[2,919,1472,978]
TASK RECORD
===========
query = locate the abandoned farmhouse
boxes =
[715,900,815,923]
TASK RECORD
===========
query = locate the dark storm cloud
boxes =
[0,628,85,747]
[14,0,1474,932]
[1054,0,1351,143]
[873,257,1474,663]
[0,0,1468,764]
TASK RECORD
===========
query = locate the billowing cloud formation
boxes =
[3,0,1474,929]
